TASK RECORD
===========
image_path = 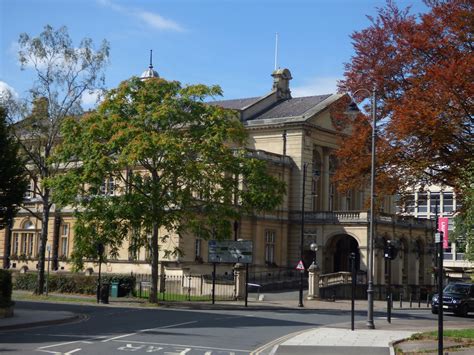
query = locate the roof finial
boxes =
[140,49,159,80]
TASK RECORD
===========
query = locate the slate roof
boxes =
[209,97,260,110]
[210,94,333,121]
[254,94,332,120]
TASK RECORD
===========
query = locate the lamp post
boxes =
[347,88,377,329]
[310,242,318,266]
[96,242,104,303]
[46,244,51,296]
[299,163,320,307]
[298,163,309,307]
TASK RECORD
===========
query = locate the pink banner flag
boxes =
[438,217,449,249]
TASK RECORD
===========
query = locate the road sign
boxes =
[296,260,305,271]
[208,240,253,264]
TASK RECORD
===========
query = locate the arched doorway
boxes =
[325,234,360,273]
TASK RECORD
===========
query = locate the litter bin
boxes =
[110,281,119,298]
[98,283,110,304]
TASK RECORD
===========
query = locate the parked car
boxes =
[431,283,474,316]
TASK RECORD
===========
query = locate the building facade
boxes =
[0,67,437,294]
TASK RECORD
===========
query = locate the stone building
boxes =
[0,66,436,295]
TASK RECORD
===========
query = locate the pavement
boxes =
[2,292,473,354]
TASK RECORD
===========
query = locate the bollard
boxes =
[400,294,403,308]
[427,294,430,307]
[418,295,421,308]
[410,294,413,308]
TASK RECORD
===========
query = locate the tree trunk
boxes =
[149,221,159,303]
[2,214,13,269]
[52,212,61,271]
[35,190,50,295]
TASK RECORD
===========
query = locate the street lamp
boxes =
[46,244,51,296]
[299,163,320,308]
[96,242,104,303]
[310,242,318,267]
[347,87,377,329]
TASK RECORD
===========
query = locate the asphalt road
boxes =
[0,301,472,355]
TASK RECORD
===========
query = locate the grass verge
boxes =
[395,329,474,354]
[13,290,96,304]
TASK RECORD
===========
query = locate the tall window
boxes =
[329,155,338,210]
[60,224,69,257]
[100,177,116,196]
[417,193,428,215]
[28,233,34,256]
[12,233,19,255]
[195,239,202,259]
[429,192,441,213]
[24,179,34,199]
[21,234,27,255]
[311,150,322,211]
[265,230,276,264]
[442,192,454,213]
[345,190,352,210]
[329,184,335,211]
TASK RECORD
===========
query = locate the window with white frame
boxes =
[27,233,34,256]
[345,190,352,210]
[329,184,335,211]
[442,192,454,213]
[265,230,276,264]
[12,233,19,255]
[195,238,202,259]
[417,192,428,215]
[60,224,69,257]
[24,179,34,199]
[20,234,27,255]
[100,177,116,196]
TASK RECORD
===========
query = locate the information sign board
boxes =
[208,240,253,264]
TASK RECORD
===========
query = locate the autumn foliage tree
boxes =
[335,0,473,202]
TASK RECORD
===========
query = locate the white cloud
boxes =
[137,11,184,32]
[98,0,184,32]
[81,89,103,107]
[0,81,19,101]
[292,76,340,97]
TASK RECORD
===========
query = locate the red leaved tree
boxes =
[335,0,473,199]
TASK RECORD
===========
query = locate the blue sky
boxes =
[1,0,427,104]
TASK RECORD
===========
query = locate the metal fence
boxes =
[135,273,236,301]
[248,268,303,291]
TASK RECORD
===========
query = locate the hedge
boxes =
[14,273,136,296]
[0,270,14,308]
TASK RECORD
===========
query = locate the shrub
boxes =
[13,272,135,296]
[0,270,14,308]
[13,272,36,291]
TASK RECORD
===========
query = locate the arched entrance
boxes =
[325,234,360,273]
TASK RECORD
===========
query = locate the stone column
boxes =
[307,263,321,300]
[234,263,246,300]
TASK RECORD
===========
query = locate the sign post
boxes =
[435,231,444,355]
[208,240,253,306]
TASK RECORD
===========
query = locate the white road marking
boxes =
[113,339,250,353]
[102,320,198,342]
[38,341,83,350]
[101,332,138,343]
[65,349,82,354]
[33,333,108,339]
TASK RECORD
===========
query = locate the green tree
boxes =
[11,25,109,294]
[53,77,285,303]
[0,106,28,228]
[451,161,474,261]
